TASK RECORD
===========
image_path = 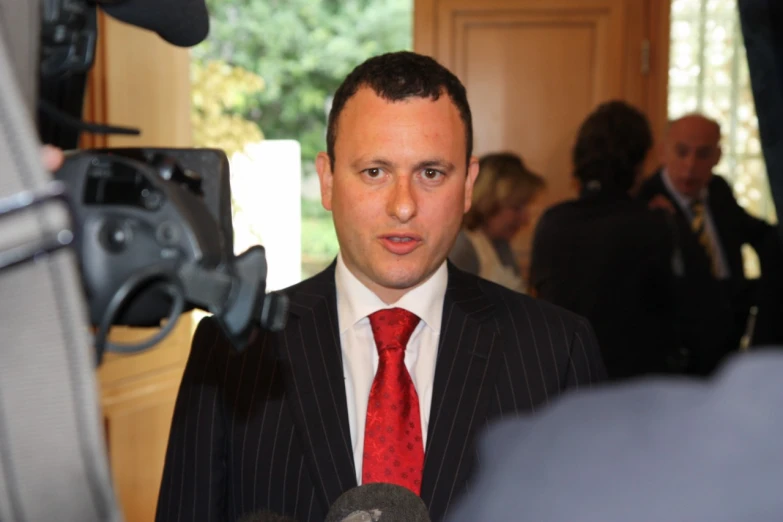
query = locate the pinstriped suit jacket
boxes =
[156,261,606,522]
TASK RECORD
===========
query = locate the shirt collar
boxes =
[335,252,447,335]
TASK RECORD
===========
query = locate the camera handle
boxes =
[92,269,187,363]
[0,181,289,363]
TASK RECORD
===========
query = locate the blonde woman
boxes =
[449,152,545,292]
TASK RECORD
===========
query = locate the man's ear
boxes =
[463,156,480,213]
[315,152,334,211]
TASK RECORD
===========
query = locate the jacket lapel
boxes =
[276,262,357,512]
[705,184,742,278]
[659,173,730,276]
[421,263,503,520]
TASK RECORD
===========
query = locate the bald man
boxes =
[638,114,781,374]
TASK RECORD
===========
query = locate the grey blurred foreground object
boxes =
[449,349,783,522]
[0,1,120,521]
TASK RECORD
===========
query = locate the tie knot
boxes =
[368,308,420,354]
[690,199,705,214]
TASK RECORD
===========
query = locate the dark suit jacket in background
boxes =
[529,191,681,380]
[637,171,773,291]
[637,171,782,364]
[155,262,606,522]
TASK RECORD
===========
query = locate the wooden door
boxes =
[98,318,194,522]
[415,0,669,276]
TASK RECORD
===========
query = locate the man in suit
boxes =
[156,51,606,522]
[449,348,783,522]
[637,114,781,373]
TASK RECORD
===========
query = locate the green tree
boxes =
[191,59,265,157]
[191,58,266,249]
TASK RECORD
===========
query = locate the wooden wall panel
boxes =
[415,0,671,274]
[81,12,192,149]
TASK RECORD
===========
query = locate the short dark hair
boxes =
[572,100,653,194]
[326,51,473,169]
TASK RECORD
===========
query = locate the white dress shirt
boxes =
[334,253,446,484]
[662,169,730,279]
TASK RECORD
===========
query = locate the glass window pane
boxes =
[672,0,703,17]
[706,0,736,14]
[668,86,700,116]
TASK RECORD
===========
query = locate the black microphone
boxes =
[99,0,210,47]
[237,510,298,522]
[325,483,431,522]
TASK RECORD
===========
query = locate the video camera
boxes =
[28,0,288,362]
[0,1,290,520]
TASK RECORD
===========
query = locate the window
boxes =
[669,0,778,225]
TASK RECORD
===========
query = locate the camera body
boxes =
[55,148,287,358]
[31,0,289,358]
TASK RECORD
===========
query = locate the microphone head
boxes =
[326,483,431,522]
[99,0,209,47]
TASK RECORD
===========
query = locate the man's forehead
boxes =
[668,116,721,144]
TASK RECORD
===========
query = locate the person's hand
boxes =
[41,144,64,172]
[648,194,676,214]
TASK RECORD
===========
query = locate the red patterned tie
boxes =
[362,307,424,495]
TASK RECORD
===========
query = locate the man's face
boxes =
[662,116,722,198]
[316,87,479,303]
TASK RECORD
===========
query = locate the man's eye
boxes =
[422,168,443,180]
[364,168,383,178]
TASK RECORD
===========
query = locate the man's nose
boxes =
[683,153,697,171]
[387,175,417,222]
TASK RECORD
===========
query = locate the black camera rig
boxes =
[0,0,289,363]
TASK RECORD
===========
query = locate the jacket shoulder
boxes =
[471,272,590,332]
[637,170,667,201]
[708,174,736,199]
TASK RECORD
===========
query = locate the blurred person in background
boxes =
[530,101,685,380]
[639,114,783,371]
[449,152,545,293]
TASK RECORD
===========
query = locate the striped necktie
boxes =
[690,199,719,277]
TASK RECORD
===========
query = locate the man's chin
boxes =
[374,262,435,291]
[375,272,427,291]
[674,182,700,199]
